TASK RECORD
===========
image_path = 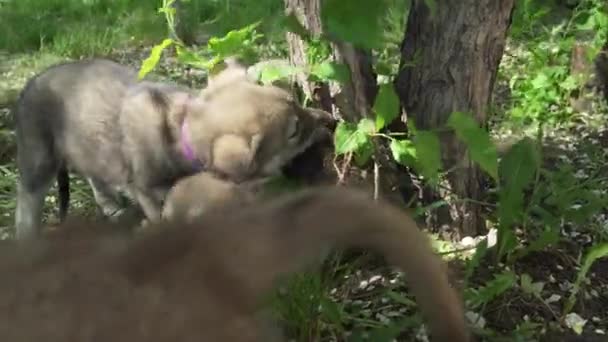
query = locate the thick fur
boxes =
[184,60,334,185]
[161,172,266,222]
[0,187,469,341]
[13,58,334,239]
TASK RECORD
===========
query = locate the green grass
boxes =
[0,0,289,58]
[0,0,161,56]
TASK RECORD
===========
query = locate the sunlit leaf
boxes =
[257,63,299,85]
[310,61,350,83]
[530,72,551,89]
[390,139,416,167]
[565,243,608,314]
[373,83,400,131]
[138,38,173,79]
[175,45,212,69]
[207,22,262,58]
[334,121,370,155]
[412,130,442,184]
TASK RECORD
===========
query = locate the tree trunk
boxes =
[569,33,608,112]
[330,42,378,121]
[284,0,333,112]
[283,0,378,120]
[594,38,608,103]
[394,0,515,237]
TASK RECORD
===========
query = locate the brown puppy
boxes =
[13,59,334,239]
[0,186,469,342]
[160,172,267,222]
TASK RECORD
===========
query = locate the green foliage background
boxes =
[0,0,608,340]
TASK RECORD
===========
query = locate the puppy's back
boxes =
[161,172,258,222]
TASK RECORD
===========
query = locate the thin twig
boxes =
[373,160,380,201]
[333,152,352,185]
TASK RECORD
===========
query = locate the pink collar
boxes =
[179,98,205,171]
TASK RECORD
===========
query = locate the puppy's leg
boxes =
[15,181,53,240]
[132,187,164,225]
[14,149,57,240]
[87,177,125,220]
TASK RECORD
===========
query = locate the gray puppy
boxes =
[13,58,333,239]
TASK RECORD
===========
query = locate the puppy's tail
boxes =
[246,187,470,342]
[56,164,70,222]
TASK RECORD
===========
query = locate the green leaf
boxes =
[319,296,344,326]
[390,139,416,167]
[207,22,261,58]
[466,271,517,308]
[354,139,374,166]
[565,243,608,314]
[447,111,498,181]
[138,38,173,79]
[305,39,332,65]
[520,273,544,296]
[334,119,376,164]
[334,121,371,155]
[497,137,539,229]
[412,130,442,184]
[496,228,517,264]
[463,238,489,288]
[309,61,350,83]
[530,72,551,89]
[334,121,358,154]
[321,0,387,49]
[559,75,579,91]
[373,83,400,131]
[257,63,300,85]
[357,117,376,135]
[385,290,416,307]
[511,227,559,263]
[175,45,212,69]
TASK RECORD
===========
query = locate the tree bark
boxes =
[284,0,333,112]
[569,33,608,112]
[594,38,608,103]
[330,42,378,121]
[283,0,378,120]
[394,0,515,237]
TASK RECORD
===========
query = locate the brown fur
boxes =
[190,60,334,182]
[161,172,266,222]
[0,186,469,342]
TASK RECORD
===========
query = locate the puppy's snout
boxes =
[321,116,337,132]
[309,109,337,132]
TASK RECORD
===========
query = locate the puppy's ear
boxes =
[304,107,336,131]
[200,57,251,100]
[208,57,249,81]
[211,133,263,182]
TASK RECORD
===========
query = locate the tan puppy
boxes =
[160,172,266,222]
[188,61,334,182]
[0,186,469,342]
